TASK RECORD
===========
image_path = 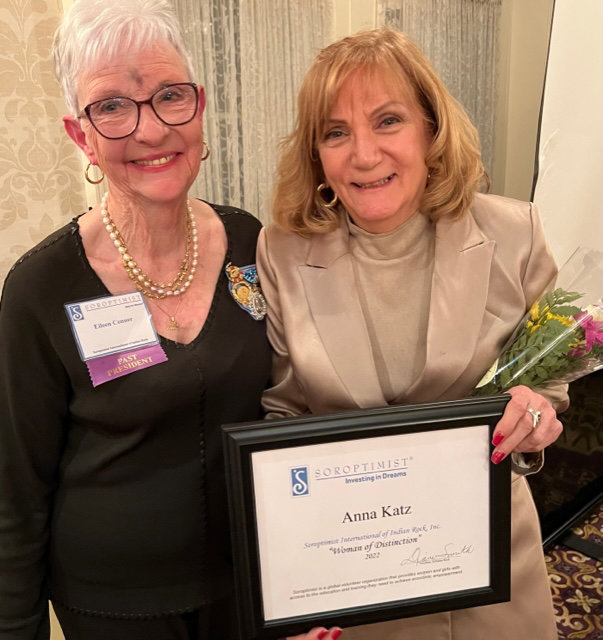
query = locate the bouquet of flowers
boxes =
[473,247,603,396]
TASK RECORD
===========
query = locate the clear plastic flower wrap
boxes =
[473,247,603,396]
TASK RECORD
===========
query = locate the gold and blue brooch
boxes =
[225,262,267,321]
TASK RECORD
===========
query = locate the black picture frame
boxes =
[222,395,511,639]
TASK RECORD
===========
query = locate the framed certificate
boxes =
[222,395,511,639]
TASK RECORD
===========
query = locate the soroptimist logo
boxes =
[290,466,309,497]
[68,304,84,321]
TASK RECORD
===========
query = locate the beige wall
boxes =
[333,0,376,38]
[50,604,64,640]
[492,0,554,199]
[532,0,603,265]
[0,0,87,286]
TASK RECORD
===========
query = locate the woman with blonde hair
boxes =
[258,28,565,639]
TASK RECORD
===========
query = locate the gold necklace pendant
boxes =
[146,286,185,332]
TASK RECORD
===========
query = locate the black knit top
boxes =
[0,204,271,635]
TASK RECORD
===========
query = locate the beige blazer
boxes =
[257,193,564,640]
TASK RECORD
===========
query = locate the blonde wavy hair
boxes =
[273,28,488,234]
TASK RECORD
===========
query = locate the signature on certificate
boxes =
[400,543,474,566]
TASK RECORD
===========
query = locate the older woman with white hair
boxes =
[0,1,339,639]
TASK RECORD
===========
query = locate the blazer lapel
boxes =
[298,227,386,409]
[407,211,496,402]
[297,210,495,408]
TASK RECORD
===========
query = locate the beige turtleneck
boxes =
[347,212,435,403]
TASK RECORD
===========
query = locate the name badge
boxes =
[65,292,167,386]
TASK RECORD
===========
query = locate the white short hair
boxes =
[53,0,195,116]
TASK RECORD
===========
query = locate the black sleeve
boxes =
[0,261,69,640]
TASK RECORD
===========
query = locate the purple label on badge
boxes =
[86,343,168,387]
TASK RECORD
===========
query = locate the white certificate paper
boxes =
[252,425,490,621]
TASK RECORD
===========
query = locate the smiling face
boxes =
[317,70,431,233]
[64,41,205,208]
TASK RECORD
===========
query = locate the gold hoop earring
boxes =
[316,182,338,208]
[84,163,104,185]
[201,141,210,161]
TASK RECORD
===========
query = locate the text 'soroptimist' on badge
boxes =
[65,292,167,386]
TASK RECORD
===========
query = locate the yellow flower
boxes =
[529,302,540,321]
[544,311,574,327]
[526,304,540,332]
[527,308,575,333]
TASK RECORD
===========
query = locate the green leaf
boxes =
[550,289,583,305]
[550,305,582,317]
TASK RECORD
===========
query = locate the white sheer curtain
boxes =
[376,0,501,176]
[175,0,334,223]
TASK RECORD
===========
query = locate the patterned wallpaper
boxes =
[1,5,82,635]
[0,0,86,286]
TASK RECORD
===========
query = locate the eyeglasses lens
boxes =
[88,84,198,139]
[152,85,197,124]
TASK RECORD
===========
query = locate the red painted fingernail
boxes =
[317,630,328,640]
[332,629,343,640]
[492,432,504,446]
[491,451,506,465]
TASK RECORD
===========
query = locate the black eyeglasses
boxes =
[79,82,199,140]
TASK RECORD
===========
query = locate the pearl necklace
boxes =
[101,192,198,300]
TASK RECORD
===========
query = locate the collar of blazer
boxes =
[298,207,496,407]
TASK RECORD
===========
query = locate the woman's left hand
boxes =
[490,385,563,464]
